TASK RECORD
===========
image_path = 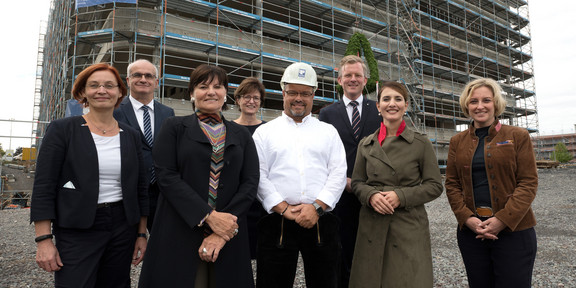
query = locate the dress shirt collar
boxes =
[342,94,364,107]
[129,95,154,112]
[281,111,313,125]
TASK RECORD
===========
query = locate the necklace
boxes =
[87,116,117,134]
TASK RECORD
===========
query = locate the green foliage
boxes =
[552,142,572,163]
[337,32,380,96]
[0,143,5,157]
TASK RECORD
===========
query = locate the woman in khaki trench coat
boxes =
[350,81,443,287]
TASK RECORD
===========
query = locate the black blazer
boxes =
[113,97,175,183]
[319,97,381,177]
[30,116,149,229]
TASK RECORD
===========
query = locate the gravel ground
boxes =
[1,166,575,287]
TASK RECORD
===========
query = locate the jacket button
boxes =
[492,185,496,190]
[487,145,491,149]
[488,165,493,169]
[490,174,495,179]
[219,184,225,188]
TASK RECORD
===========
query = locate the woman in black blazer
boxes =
[139,65,259,288]
[31,63,149,287]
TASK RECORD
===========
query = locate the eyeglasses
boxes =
[130,73,157,80]
[241,95,261,102]
[285,90,314,98]
[86,83,119,90]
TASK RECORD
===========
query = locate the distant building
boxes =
[533,133,576,160]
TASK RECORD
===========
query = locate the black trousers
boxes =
[457,226,537,288]
[256,213,341,288]
[332,192,360,288]
[53,204,137,288]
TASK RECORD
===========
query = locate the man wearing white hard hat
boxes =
[253,62,347,288]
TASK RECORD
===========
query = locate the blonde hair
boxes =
[338,55,369,78]
[459,78,507,118]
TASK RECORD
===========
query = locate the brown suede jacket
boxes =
[445,119,537,232]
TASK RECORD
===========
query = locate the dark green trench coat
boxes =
[350,127,443,288]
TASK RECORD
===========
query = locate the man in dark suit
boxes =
[318,55,381,288]
[114,59,175,232]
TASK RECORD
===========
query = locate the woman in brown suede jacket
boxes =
[445,78,538,288]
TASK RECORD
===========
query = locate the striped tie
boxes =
[141,106,155,183]
[350,100,360,140]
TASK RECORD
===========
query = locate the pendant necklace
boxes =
[88,115,117,134]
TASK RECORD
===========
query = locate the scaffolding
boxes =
[36,0,538,163]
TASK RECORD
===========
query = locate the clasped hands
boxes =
[275,201,319,229]
[369,191,400,215]
[465,216,506,240]
[199,211,238,262]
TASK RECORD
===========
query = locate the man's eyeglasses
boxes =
[285,90,314,98]
[241,95,261,102]
[87,83,119,90]
[130,73,157,80]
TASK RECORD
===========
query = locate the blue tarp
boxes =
[76,0,136,9]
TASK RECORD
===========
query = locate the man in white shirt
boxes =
[114,59,175,232]
[253,62,347,288]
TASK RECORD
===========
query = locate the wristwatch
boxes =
[312,202,325,217]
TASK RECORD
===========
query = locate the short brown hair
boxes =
[72,63,127,108]
[459,78,507,118]
[189,64,229,111]
[378,81,409,103]
[234,77,266,109]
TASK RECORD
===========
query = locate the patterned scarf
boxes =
[196,111,226,211]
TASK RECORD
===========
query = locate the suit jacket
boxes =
[139,114,259,288]
[318,97,381,177]
[30,116,149,229]
[113,97,175,183]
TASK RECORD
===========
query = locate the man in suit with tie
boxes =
[318,55,381,288]
[114,59,175,232]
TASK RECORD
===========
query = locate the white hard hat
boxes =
[280,62,318,90]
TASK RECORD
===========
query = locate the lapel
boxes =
[365,126,415,170]
[336,100,354,132]
[117,121,131,198]
[119,97,141,131]
[365,132,394,169]
[152,100,164,142]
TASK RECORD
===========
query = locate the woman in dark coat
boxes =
[139,65,259,288]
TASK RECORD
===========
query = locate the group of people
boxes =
[30,56,538,288]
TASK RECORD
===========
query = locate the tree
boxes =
[0,143,5,157]
[337,32,381,96]
[552,142,572,163]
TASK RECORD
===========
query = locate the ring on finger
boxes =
[202,247,207,254]
[233,228,239,235]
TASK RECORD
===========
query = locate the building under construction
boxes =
[35,0,538,163]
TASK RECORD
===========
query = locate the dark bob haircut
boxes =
[189,64,229,111]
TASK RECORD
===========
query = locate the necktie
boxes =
[350,100,360,141]
[141,106,155,183]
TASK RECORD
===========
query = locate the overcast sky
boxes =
[0,1,575,152]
